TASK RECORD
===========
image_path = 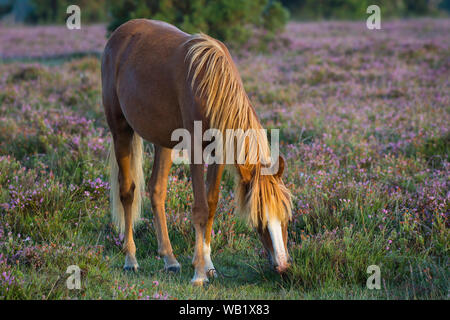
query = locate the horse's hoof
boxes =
[165,264,181,273]
[191,272,209,287]
[191,278,209,287]
[206,268,217,278]
[123,265,138,272]
[124,254,139,272]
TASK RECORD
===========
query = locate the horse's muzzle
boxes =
[274,261,290,274]
[269,254,290,274]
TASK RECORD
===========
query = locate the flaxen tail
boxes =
[108,133,145,234]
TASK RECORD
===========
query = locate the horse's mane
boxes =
[185,33,291,227]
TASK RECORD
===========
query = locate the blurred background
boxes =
[1,0,449,59]
[1,1,449,40]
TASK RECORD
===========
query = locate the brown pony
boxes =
[101,19,292,286]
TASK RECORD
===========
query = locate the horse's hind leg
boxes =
[104,90,142,271]
[149,146,180,272]
[113,128,141,271]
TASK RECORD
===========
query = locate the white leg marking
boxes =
[191,270,209,285]
[203,241,217,277]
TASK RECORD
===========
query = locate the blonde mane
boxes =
[185,33,292,227]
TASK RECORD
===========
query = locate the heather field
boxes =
[0,19,449,299]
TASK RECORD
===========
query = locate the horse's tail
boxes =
[108,133,145,234]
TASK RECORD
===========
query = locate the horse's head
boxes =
[236,156,292,274]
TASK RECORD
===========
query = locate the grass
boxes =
[0,20,449,299]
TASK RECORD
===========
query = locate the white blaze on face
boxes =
[266,211,287,271]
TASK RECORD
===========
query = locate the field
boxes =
[0,19,448,299]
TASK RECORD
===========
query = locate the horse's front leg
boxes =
[190,163,209,286]
[204,164,224,278]
[149,146,180,272]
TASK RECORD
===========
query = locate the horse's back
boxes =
[105,19,188,55]
[102,19,191,147]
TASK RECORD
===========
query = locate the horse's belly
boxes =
[120,97,183,149]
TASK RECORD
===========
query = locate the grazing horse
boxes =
[101,19,292,285]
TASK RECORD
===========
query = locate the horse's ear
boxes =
[275,155,286,178]
[237,165,252,183]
